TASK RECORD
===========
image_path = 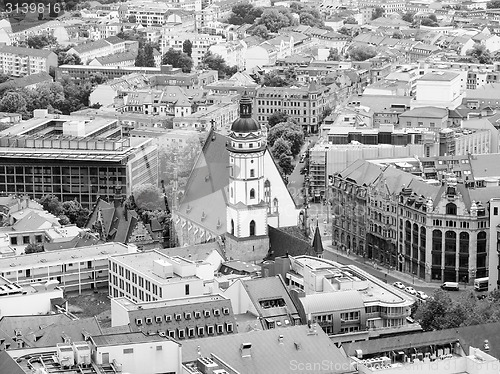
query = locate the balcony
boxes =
[380,310,407,319]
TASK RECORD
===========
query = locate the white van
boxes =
[441,282,459,291]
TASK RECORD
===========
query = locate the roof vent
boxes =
[278,335,284,344]
[240,343,252,357]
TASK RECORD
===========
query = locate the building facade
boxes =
[0,46,57,77]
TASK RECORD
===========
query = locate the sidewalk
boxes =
[323,241,439,289]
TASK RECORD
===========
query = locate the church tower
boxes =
[225,96,269,262]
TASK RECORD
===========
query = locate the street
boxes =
[322,244,473,302]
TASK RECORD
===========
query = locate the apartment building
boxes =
[67,37,139,64]
[161,32,223,66]
[111,294,236,340]
[0,243,134,293]
[255,83,331,134]
[119,87,193,117]
[0,46,57,77]
[331,155,500,284]
[173,101,238,132]
[108,250,212,302]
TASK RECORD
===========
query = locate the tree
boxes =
[25,243,44,254]
[421,17,438,27]
[344,17,357,25]
[277,154,294,176]
[488,0,500,8]
[0,92,27,116]
[428,14,438,22]
[0,73,11,84]
[128,15,137,23]
[58,52,81,66]
[371,6,384,20]
[133,184,164,211]
[268,111,290,128]
[136,43,155,67]
[319,106,333,123]
[268,122,305,157]
[201,51,236,79]
[257,8,296,33]
[162,48,193,73]
[271,137,292,159]
[328,48,340,61]
[392,31,403,39]
[227,3,263,25]
[62,200,90,228]
[402,11,415,23]
[260,71,291,87]
[466,43,493,64]
[250,25,270,40]
[26,34,57,49]
[38,195,64,216]
[349,45,377,61]
[182,40,193,57]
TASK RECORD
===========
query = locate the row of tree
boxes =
[415,289,500,330]
[38,195,91,228]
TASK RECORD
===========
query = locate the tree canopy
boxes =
[487,0,500,8]
[25,34,58,49]
[260,71,293,87]
[162,48,193,73]
[371,7,384,20]
[268,121,305,157]
[349,45,377,61]
[135,43,156,67]
[415,289,500,331]
[200,51,237,79]
[268,111,291,128]
[182,39,193,57]
[132,184,164,211]
[256,8,297,33]
[250,24,270,39]
[466,43,493,64]
[402,11,415,23]
[227,3,263,25]
[327,48,340,61]
[38,195,90,227]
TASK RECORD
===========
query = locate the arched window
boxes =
[446,203,457,215]
[459,232,469,253]
[445,231,456,252]
[250,188,255,199]
[249,220,255,236]
[231,220,234,235]
[273,198,278,213]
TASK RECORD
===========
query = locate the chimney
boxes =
[240,343,252,358]
[278,335,284,344]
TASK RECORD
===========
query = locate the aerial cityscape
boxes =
[1,0,500,372]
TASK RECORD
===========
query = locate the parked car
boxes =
[416,291,429,300]
[393,282,405,289]
[405,286,417,295]
[440,282,460,291]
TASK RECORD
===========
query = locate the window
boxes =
[177,329,185,339]
[136,318,143,326]
[10,237,17,245]
[250,169,255,178]
[168,330,175,338]
[217,324,224,334]
[223,308,230,315]
[156,345,162,351]
[207,325,215,335]
[226,323,234,333]
[204,310,210,317]
[213,309,220,316]
[187,327,195,338]
[185,312,191,320]
[185,284,190,295]
[123,348,134,354]
[165,315,172,322]
[446,203,457,215]
[194,311,201,319]
[250,188,255,199]
[495,207,498,216]
[197,326,204,336]
[249,220,255,236]
[146,318,152,325]
[155,316,162,323]
[231,219,234,235]
[175,313,181,321]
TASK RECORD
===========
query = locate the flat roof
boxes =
[0,243,130,271]
[113,294,228,311]
[111,250,200,284]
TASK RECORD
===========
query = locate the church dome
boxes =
[230,96,260,133]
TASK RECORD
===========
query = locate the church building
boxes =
[173,96,300,262]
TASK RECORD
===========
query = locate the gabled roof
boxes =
[267,225,315,260]
[158,242,223,263]
[0,351,24,374]
[86,198,141,244]
[0,45,54,58]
